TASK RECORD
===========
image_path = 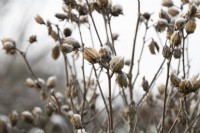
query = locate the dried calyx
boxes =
[83,47,100,64]
[109,56,124,73]
[1,38,16,55]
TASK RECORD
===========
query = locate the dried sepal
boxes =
[141,77,149,92]
[170,31,182,46]
[159,9,170,22]
[62,37,81,51]
[116,72,128,88]
[50,30,58,41]
[185,19,196,34]
[83,47,99,64]
[51,45,60,60]
[1,38,16,55]
[112,33,119,41]
[168,7,179,17]
[170,73,181,87]
[148,39,159,55]
[109,56,124,73]
[162,0,173,7]
[35,15,45,25]
[29,35,37,44]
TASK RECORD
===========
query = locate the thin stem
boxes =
[182,30,186,79]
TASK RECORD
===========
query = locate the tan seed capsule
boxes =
[70,114,82,129]
[1,38,16,55]
[116,72,128,88]
[60,44,74,54]
[21,111,34,124]
[97,0,108,7]
[162,0,173,7]
[168,7,179,17]
[185,80,193,92]
[185,19,196,34]
[162,45,171,59]
[26,78,35,88]
[50,30,58,41]
[175,17,186,30]
[55,13,67,20]
[170,31,182,46]
[35,15,45,25]
[9,110,19,127]
[188,3,197,17]
[29,35,37,44]
[63,28,72,37]
[170,73,181,87]
[46,76,57,88]
[158,84,165,95]
[181,0,189,4]
[193,79,200,91]
[32,107,42,117]
[179,80,187,93]
[142,12,151,20]
[155,19,168,32]
[141,77,149,92]
[83,47,99,64]
[99,46,112,63]
[173,48,181,59]
[159,9,170,21]
[52,45,60,60]
[111,5,123,17]
[62,37,80,50]
[148,39,159,55]
[109,56,124,73]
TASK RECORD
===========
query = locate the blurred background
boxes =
[0,0,200,116]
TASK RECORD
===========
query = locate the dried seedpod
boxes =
[181,0,189,4]
[188,3,197,17]
[21,111,34,124]
[158,84,165,95]
[63,28,72,37]
[51,45,60,60]
[159,9,170,22]
[142,12,151,20]
[148,39,159,55]
[46,76,57,88]
[109,56,124,73]
[45,103,55,117]
[34,78,45,89]
[99,46,112,63]
[185,19,196,34]
[175,17,186,30]
[35,15,45,25]
[26,78,35,88]
[162,0,173,7]
[40,90,47,101]
[83,47,100,64]
[173,48,181,59]
[9,110,19,127]
[1,38,16,55]
[79,16,89,24]
[141,77,149,92]
[29,35,37,44]
[162,45,171,59]
[116,72,128,88]
[70,114,82,129]
[168,7,179,17]
[97,0,108,7]
[62,37,81,51]
[112,33,119,41]
[166,27,173,39]
[170,73,181,87]
[111,5,123,17]
[32,107,42,117]
[170,31,182,46]
[60,44,74,54]
[55,13,67,21]
[77,4,88,16]
[155,19,168,32]
[50,30,58,41]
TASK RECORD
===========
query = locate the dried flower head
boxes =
[83,47,100,64]
[175,17,186,30]
[162,0,173,7]
[148,39,159,54]
[63,28,72,37]
[21,111,34,124]
[60,44,74,54]
[29,35,37,44]
[99,46,112,63]
[116,72,128,88]
[26,78,35,88]
[109,56,124,73]
[9,110,19,127]
[52,45,60,60]
[1,38,16,55]
[170,73,181,87]
[70,114,82,129]
[47,76,57,88]
[155,19,168,32]
[162,45,171,59]
[168,7,179,17]
[170,31,182,46]
[62,37,80,51]
[185,19,196,34]
[173,48,181,59]
[141,77,149,92]
[111,5,123,17]
[35,15,45,25]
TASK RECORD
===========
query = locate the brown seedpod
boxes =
[32,107,42,117]
[166,27,173,39]
[63,28,72,37]
[116,72,128,88]
[170,31,182,46]
[34,78,45,89]
[185,19,196,34]
[60,44,74,54]
[70,114,82,129]
[181,0,189,4]
[77,5,88,16]
[111,5,123,17]
[188,3,197,17]
[26,78,35,88]
[162,45,171,59]
[46,76,57,88]
[155,19,168,32]
[173,48,181,59]
[55,13,67,20]
[159,9,170,22]
[97,0,108,7]
[62,37,80,50]
[83,47,100,64]
[21,111,34,124]
[9,110,19,127]
[40,91,47,101]
[158,84,165,95]
[99,46,112,63]
[162,0,173,7]
[35,15,45,25]
[112,33,119,41]
[29,35,37,44]
[109,56,124,73]
[141,77,149,92]
[50,30,58,41]
[175,17,186,30]
[148,39,159,55]
[170,73,181,87]
[1,38,16,55]
[193,79,200,91]
[52,45,60,60]
[142,12,151,20]
[168,7,179,17]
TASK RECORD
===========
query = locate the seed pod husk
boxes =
[142,12,151,20]
[109,56,124,73]
[188,3,197,17]
[60,44,74,54]
[170,31,182,46]
[175,17,186,30]
[159,9,170,22]
[155,19,168,32]
[47,76,57,88]
[116,72,128,88]
[111,5,123,17]
[21,111,34,124]
[83,47,99,64]
[70,114,82,129]
[62,37,80,50]
[148,39,159,54]
[193,79,200,91]
[32,107,42,117]
[29,35,37,44]
[26,78,35,88]
[162,45,171,59]
[162,0,173,7]
[141,77,149,92]
[1,38,16,55]
[168,7,179,17]
[52,45,60,60]
[185,19,196,34]
[55,13,67,20]
[181,0,189,4]
[99,46,112,63]
[97,0,108,7]
[63,28,72,37]
[173,48,181,59]
[35,15,45,25]
[45,103,55,117]
[170,73,181,87]
[179,80,186,93]
[9,110,19,127]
